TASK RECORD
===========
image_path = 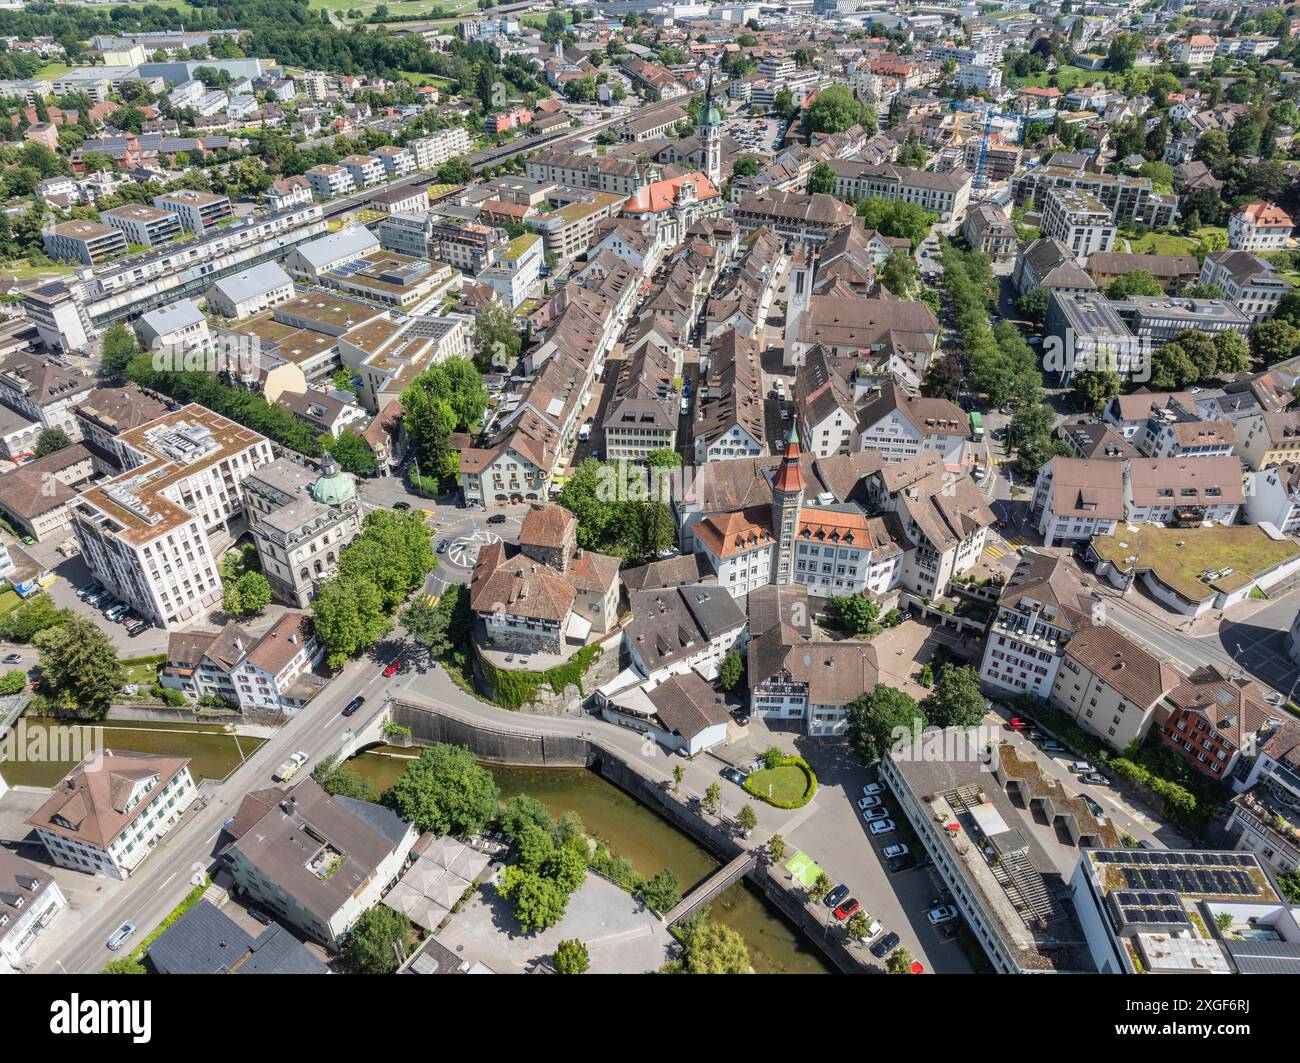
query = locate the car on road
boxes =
[825,884,850,909]
[383,658,401,677]
[870,931,900,958]
[927,905,960,926]
[862,783,884,796]
[106,922,136,951]
[342,695,364,718]
[1080,794,1104,817]
[1081,772,1108,785]
[863,806,889,822]
[2,653,21,664]
[720,766,747,786]
[869,818,896,836]
[972,465,986,482]
[833,898,860,921]
[436,540,448,554]
[857,795,882,810]
[393,501,411,510]
[487,514,507,524]
[882,843,909,860]
[1069,761,1097,775]
[1008,717,1033,731]
[273,751,308,783]
[886,854,915,873]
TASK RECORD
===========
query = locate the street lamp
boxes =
[226,723,246,763]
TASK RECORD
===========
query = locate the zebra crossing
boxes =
[983,530,1030,562]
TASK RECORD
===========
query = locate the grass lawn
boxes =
[785,851,823,889]
[0,587,20,618]
[120,662,161,686]
[1124,232,1199,256]
[746,763,811,804]
[1091,525,1300,602]
[1005,65,1116,92]
[396,71,454,88]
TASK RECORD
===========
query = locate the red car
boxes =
[910,960,925,974]
[1008,717,1033,731]
[383,659,401,677]
[833,898,860,921]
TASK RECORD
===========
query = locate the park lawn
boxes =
[0,588,20,618]
[1125,232,1199,256]
[1005,65,1116,92]
[746,764,810,804]
[1091,524,1300,602]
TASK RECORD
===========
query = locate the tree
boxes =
[767,834,786,863]
[833,594,880,635]
[2,594,71,643]
[0,669,26,695]
[34,616,119,720]
[920,665,987,729]
[101,322,140,380]
[101,957,146,974]
[719,649,743,691]
[497,794,550,840]
[311,755,378,800]
[886,946,914,974]
[1213,329,1251,376]
[737,804,757,833]
[1072,369,1121,414]
[498,865,569,932]
[401,594,450,659]
[33,427,71,458]
[805,84,867,135]
[1105,270,1164,299]
[553,938,589,974]
[514,824,555,872]
[342,906,411,974]
[641,867,683,913]
[807,161,834,195]
[224,570,271,617]
[1017,287,1051,325]
[1106,32,1143,72]
[390,743,501,836]
[921,356,962,401]
[809,871,833,903]
[702,781,721,814]
[1249,319,1299,365]
[681,921,751,974]
[672,764,685,790]
[322,431,377,477]
[845,910,871,942]
[312,575,390,669]
[733,154,758,177]
[846,684,924,763]
[880,247,919,296]
[1149,341,1198,390]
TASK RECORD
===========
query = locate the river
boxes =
[348,747,832,974]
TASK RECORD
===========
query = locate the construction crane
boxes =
[952,100,1050,194]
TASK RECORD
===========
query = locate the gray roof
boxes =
[1222,937,1300,975]
[209,261,292,306]
[294,225,379,270]
[335,795,413,850]
[138,298,204,338]
[147,900,329,975]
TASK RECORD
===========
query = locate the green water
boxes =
[349,748,832,974]
[0,717,264,786]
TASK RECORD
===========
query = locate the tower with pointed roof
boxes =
[699,70,722,188]
[770,423,806,585]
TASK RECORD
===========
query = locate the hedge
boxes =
[743,755,817,809]
[478,643,603,711]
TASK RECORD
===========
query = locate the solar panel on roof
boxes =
[1162,909,1187,924]
[1117,892,1137,905]
[1158,891,1180,906]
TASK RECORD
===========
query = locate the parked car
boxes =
[1007,717,1033,731]
[927,905,960,926]
[106,922,136,951]
[825,884,850,909]
[857,795,882,810]
[273,751,308,783]
[886,854,915,873]
[863,807,889,822]
[487,514,507,525]
[833,898,860,921]
[869,818,896,836]
[247,907,273,926]
[863,783,884,796]
[342,695,364,718]
[1040,739,1064,753]
[870,931,900,958]
[2,653,21,664]
[882,843,909,860]
[383,658,401,677]
[1082,772,1108,785]
[858,917,883,942]
[1069,761,1097,775]
[126,622,147,638]
[720,766,747,786]
[1081,795,1104,817]
[393,501,411,511]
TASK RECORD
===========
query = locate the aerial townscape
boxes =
[0,0,1298,999]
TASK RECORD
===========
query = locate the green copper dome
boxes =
[311,455,357,506]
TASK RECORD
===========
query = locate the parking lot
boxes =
[727,112,783,156]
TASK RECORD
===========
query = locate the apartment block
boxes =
[154,189,234,233]
[100,203,182,248]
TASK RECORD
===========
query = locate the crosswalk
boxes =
[984,530,1030,562]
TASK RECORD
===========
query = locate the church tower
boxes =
[770,423,806,586]
[699,70,722,187]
